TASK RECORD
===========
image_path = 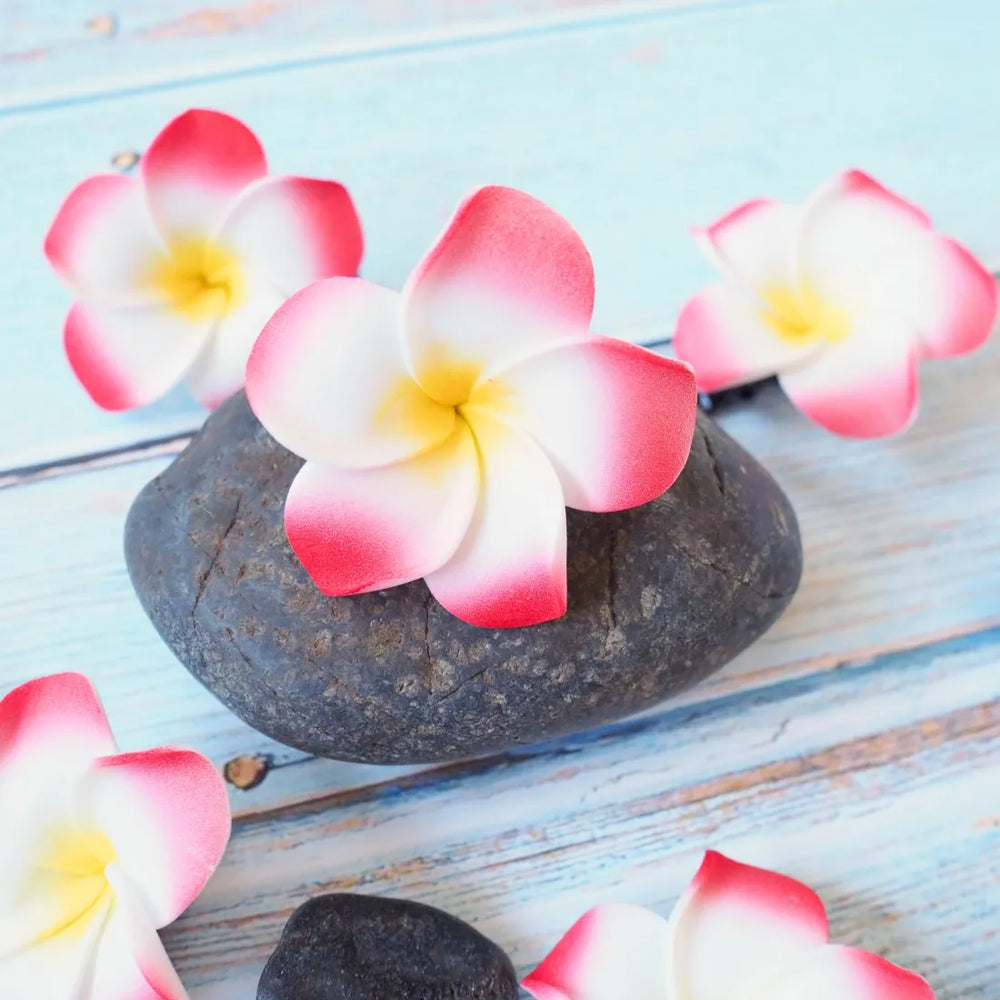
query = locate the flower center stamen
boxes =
[761,282,850,346]
[148,237,245,322]
[32,828,117,944]
[375,347,517,454]
[416,346,482,408]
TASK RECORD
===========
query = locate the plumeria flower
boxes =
[674,170,998,437]
[246,185,697,628]
[522,850,934,1000]
[45,108,363,410]
[0,673,231,1000]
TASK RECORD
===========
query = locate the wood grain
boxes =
[0,0,684,100]
[1,4,997,998]
[160,629,1000,998]
[1,331,998,819]
[0,450,444,813]
[2,0,999,467]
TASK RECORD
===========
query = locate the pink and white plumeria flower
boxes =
[522,851,935,1000]
[674,170,997,438]
[45,108,363,410]
[246,185,697,629]
[0,673,231,1000]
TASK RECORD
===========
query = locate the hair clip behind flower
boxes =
[522,851,934,1000]
[674,170,997,438]
[45,108,363,411]
[0,673,231,1000]
[246,185,698,629]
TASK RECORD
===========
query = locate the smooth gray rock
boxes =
[257,895,518,1000]
[125,392,801,764]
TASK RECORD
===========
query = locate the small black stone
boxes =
[124,392,801,764]
[257,895,519,1000]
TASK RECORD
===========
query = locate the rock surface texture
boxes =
[125,392,801,764]
[257,894,519,1000]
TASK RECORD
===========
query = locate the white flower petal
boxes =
[797,169,933,312]
[402,186,595,395]
[778,310,919,438]
[522,903,672,1000]
[741,945,935,1000]
[246,277,457,468]
[44,174,165,305]
[183,275,284,409]
[0,674,115,779]
[0,678,211,1000]
[63,301,210,411]
[489,336,697,511]
[0,869,189,1000]
[0,891,113,1000]
[667,852,829,1000]
[798,170,996,356]
[284,422,479,596]
[90,865,189,1000]
[142,108,267,243]
[674,283,820,392]
[425,409,567,628]
[0,675,118,958]
[694,198,801,293]
[79,749,231,928]
[0,834,112,960]
[215,175,363,295]
[865,234,997,360]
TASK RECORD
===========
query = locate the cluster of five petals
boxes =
[523,851,935,1000]
[0,673,230,1000]
[246,186,698,627]
[45,108,362,410]
[44,112,698,628]
[675,170,997,437]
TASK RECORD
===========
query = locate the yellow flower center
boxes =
[417,345,483,408]
[377,347,515,448]
[147,237,245,322]
[33,828,117,944]
[761,282,850,346]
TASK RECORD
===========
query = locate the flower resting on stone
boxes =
[674,170,997,438]
[246,185,698,629]
[45,108,363,410]
[0,673,231,1000]
[522,850,935,1000]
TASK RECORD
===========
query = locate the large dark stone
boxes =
[257,894,518,1000]
[125,392,801,764]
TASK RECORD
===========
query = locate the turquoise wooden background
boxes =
[2,0,998,468]
[0,2,997,998]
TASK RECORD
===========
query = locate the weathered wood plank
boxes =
[1,0,998,468]
[1,329,998,818]
[1,5,996,998]
[1,0,691,101]
[160,630,1000,998]
[0,452,433,811]
[708,330,1000,684]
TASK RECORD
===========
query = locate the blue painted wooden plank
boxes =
[0,0,665,102]
[0,0,997,468]
[163,628,1000,998]
[1,329,998,818]
[0,452,429,813]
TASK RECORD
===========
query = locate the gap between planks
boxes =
[209,693,999,927]
[0,334,674,487]
[225,623,1000,827]
[5,317,997,820]
[0,430,195,490]
[159,623,1000,999]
